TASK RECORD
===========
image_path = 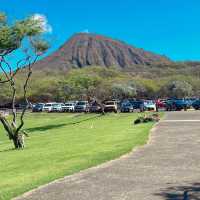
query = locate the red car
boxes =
[156,99,166,109]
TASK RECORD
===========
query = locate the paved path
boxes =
[15,111,200,200]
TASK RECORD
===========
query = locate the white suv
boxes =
[43,103,57,112]
[63,103,75,112]
[52,103,65,112]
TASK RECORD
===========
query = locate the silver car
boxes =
[74,101,89,112]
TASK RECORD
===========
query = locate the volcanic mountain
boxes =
[34,33,171,70]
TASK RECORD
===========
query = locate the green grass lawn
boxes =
[0,112,158,200]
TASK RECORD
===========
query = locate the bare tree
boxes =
[0,12,50,149]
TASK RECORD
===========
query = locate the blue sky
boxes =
[1,0,200,61]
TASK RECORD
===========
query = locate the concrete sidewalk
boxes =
[15,111,200,200]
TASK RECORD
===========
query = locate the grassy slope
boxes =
[0,112,156,200]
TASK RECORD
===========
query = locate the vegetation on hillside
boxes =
[1,62,200,104]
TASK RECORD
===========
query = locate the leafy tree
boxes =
[0,12,50,149]
[161,80,193,98]
[111,83,137,99]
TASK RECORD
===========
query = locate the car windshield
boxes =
[144,101,154,105]
[91,103,99,106]
[45,104,52,107]
[131,101,137,104]
[123,103,131,106]
[65,104,73,106]
[77,102,86,105]
[176,100,184,103]
[53,104,60,107]
[105,102,115,105]
[36,104,43,107]
[130,100,142,104]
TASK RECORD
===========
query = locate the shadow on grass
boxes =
[154,183,200,200]
[0,115,104,153]
[26,123,67,132]
[26,114,103,133]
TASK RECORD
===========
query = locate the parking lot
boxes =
[19,98,200,114]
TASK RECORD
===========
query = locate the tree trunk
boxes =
[12,134,25,149]
[0,115,25,149]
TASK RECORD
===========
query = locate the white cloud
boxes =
[32,14,52,33]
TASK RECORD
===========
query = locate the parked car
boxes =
[18,102,33,109]
[184,98,197,109]
[165,99,174,111]
[43,103,57,112]
[51,103,65,112]
[89,102,102,113]
[129,100,145,112]
[144,100,156,111]
[74,101,89,112]
[103,101,118,113]
[32,103,44,112]
[120,102,134,112]
[63,102,75,112]
[175,99,188,111]
[192,99,200,110]
[165,99,187,111]
[156,99,166,109]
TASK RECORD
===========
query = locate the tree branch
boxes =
[1,56,17,126]
[0,60,10,82]
[0,57,21,83]
[16,55,38,133]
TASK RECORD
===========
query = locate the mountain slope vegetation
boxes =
[1,62,200,104]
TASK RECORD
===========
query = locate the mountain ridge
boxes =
[34,33,172,71]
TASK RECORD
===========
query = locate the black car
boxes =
[192,99,200,110]
[32,103,44,112]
